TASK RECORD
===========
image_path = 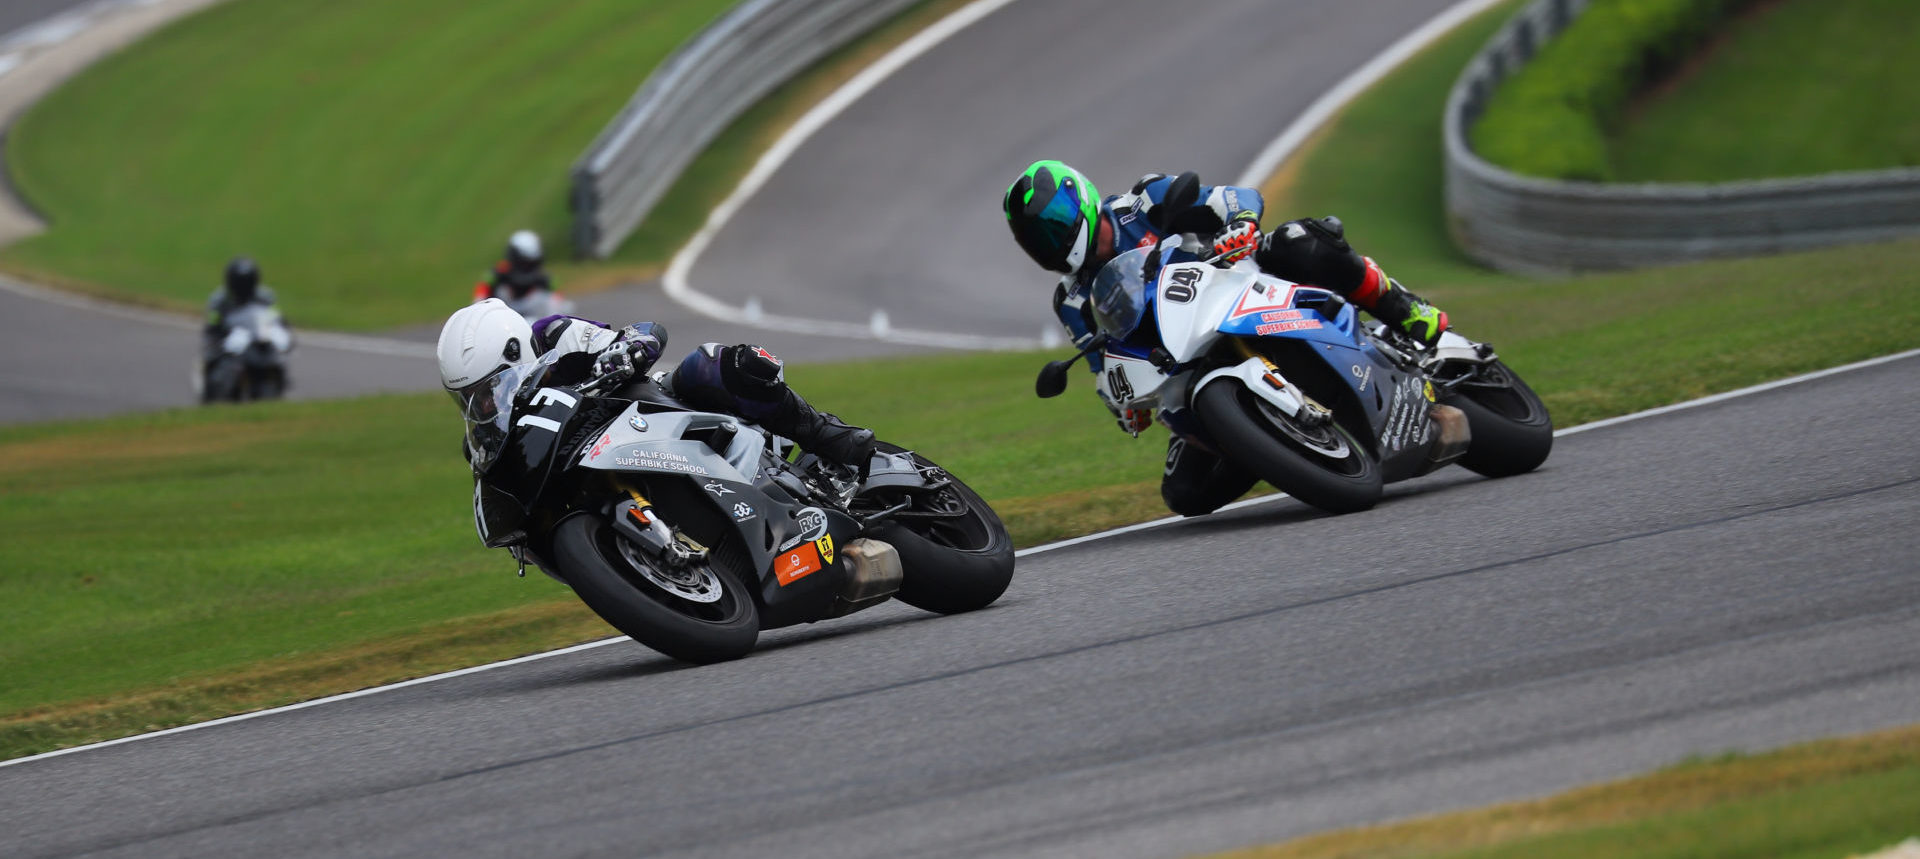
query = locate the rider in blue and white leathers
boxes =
[1004,160,1450,516]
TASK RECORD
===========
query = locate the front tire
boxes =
[860,444,1014,615]
[550,513,759,664]
[1194,381,1382,514]
[1438,360,1552,477]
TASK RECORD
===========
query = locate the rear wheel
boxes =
[551,513,759,664]
[1436,359,1552,477]
[1195,381,1382,514]
[858,443,1014,615]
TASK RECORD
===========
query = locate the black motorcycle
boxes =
[456,351,1015,664]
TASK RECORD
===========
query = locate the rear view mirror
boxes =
[1035,361,1071,398]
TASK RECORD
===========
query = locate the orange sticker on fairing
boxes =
[774,543,823,586]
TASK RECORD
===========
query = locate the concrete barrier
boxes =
[570,0,923,259]
[1443,0,1920,274]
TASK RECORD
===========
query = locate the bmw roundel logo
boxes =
[629,415,648,431]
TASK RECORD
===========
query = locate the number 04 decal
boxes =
[1106,365,1135,402]
[1164,267,1201,303]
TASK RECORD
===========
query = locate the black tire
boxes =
[250,367,285,400]
[1194,380,1382,514]
[861,443,1014,615]
[550,512,759,664]
[204,357,243,403]
[1439,360,1553,478]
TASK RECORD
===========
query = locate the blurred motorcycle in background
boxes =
[197,302,294,403]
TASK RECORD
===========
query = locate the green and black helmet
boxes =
[1003,160,1101,275]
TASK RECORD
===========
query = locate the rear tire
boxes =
[861,444,1014,615]
[1195,381,1382,514]
[1439,360,1552,477]
[551,513,759,664]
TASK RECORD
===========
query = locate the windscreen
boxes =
[448,351,560,473]
[1088,246,1154,338]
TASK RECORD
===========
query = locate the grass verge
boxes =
[1208,722,1920,859]
[0,0,969,329]
[1612,0,1920,181]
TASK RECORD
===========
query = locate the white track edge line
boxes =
[0,275,436,359]
[1235,0,1510,188]
[661,0,1036,352]
[9,347,1914,770]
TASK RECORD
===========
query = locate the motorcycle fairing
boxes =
[573,403,864,627]
[1095,349,1167,410]
[486,385,585,505]
[576,406,762,484]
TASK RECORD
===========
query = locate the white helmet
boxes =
[438,298,533,391]
[507,229,543,269]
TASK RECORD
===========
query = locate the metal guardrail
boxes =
[570,0,923,259]
[1443,0,1920,274]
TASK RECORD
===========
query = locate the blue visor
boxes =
[1014,183,1086,272]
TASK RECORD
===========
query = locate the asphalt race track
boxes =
[685,0,1475,340]
[5,354,1916,858]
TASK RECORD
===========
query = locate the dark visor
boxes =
[1013,182,1085,273]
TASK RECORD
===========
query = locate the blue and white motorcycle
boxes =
[1036,244,1552,513]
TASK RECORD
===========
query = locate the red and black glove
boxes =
[1210,215,1261,265]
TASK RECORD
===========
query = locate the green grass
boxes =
[1612,0,1920,181]
[1430,767,1920,859]
[1211,724,1920,859]
[0,0,968,327]
[0,0,735,329]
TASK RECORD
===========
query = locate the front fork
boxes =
[609,484,708,569]
[1211,340,1333,427]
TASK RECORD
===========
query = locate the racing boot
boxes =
[1350,258,1448,347]
[677,342,877,468]
[763,390,876,468]
[1257,217,1449,347]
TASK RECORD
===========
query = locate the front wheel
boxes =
[1437,359,1552,477]
[859,443,1014,615]
[550,513,759,664]
[1194,381,1382,514]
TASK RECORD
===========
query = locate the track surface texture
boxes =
[0,0,1467,424]
[685,0,1471,339]
[5,354,1916,858]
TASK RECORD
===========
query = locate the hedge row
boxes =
[1469,0,1756,181]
